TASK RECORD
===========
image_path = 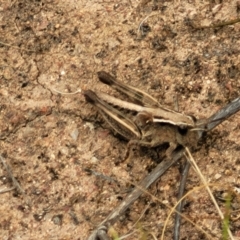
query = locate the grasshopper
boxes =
[86,72,240,240]
[84,71,202,158]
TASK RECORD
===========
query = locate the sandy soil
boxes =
[0,0,240,239]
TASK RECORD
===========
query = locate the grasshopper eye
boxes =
[177,126,188,135]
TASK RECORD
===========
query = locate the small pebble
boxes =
[70,129,79,141]
[214,173,221,180]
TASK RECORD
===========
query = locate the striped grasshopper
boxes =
[86,72,240,240]
[84,71,201,158]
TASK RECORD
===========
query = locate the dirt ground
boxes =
[0,0,240,239]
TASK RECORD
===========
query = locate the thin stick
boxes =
[0,40,35,52]
[184,147,234,240]
[173,160,191,240]
[162,183,222,240]
[52,88,81,95]
[192,18,240,29]
[0,155,25,195]
[0,186,15,194]
[87,150,183,240]
[198,97,240,132]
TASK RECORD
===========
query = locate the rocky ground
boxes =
[0,0,240,239]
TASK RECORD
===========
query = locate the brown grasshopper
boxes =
[84,71,202,159]
[85,73,240,240]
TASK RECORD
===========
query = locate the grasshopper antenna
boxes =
[52,88,82,95]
